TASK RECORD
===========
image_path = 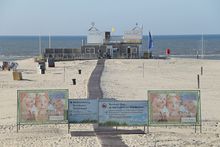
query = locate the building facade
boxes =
[43,23,144,61]
[81,23,143,59]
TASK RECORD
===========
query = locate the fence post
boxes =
[201,66,203,75]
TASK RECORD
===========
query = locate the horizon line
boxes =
[0,33,220,36]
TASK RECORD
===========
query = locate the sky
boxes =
[0,0,220,35]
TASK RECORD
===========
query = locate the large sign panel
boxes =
[68,99,98,123]
[17,89,68,124]
[148,90,200,125]
[99,100,148,126]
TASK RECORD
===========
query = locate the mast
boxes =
[49,34,51,48]
[201,33,204,59]
[39,35,42,55]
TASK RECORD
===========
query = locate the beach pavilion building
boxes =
[43,23,144,60]
[81,23,144,59]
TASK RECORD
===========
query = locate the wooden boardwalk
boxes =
[87,59,128,147]
[87,59,105,99]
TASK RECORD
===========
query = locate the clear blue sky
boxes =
[0,0,219,35]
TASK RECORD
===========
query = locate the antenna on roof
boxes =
[89,22,98,31]
[132,23,139,31]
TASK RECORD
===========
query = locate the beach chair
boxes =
[9,62,18,71]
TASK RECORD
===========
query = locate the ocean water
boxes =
[0,35,220,61]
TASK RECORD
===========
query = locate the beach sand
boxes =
[0,58,220,146]
[0,58,100,147]
[101,59,220,146]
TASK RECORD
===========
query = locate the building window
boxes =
[85,47,95,54]
[131,47,137,53]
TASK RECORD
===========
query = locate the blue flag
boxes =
[148,31,153,50]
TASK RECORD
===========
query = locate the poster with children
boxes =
[148,90,200,125]
[17,89,68,124]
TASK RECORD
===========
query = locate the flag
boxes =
[148,31,153,50]
[111,27,115,33]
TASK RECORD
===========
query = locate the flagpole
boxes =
[39,35,41,56]
[201,33,204,59]
[49,33,51,48]
[148,31,153,59]
[148,31,150,58]
[148,48,150,59]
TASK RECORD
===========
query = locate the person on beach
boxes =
[166,48,171,58]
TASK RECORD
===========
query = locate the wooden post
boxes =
[200,124,202,133]
[201,66,203,75]
[195,124,197,133]
[68,123,70,134]
[200,91,202,133]
[72,79,76,85]
[17,95,19,133]
[64,66,65,82]
[197,74,200,89]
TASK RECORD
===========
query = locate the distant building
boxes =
[81,23,143,59]
[87,23,104,44]
[43,23,144,60]
[43,48,82,61]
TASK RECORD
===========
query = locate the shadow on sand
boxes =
[21,79,34,81]
[70,128,145,137]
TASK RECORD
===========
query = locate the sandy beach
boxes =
[0,58,100,147]
[0,58,220,146]
[101,59,220,146]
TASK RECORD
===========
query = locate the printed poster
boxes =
[99,100,148,126]
[17,89,68,124]
[148,90,200,124]
[68,99,98,123]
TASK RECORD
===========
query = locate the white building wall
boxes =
[87,31,104,44]
[123,25,143,43]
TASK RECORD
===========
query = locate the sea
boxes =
[0,35,220,61]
